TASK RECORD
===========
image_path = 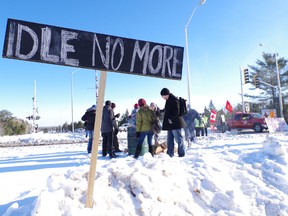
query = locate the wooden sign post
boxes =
[2,18,184,208]
[86,70,107,208]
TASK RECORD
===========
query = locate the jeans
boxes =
[195,127,204,137]
[184,124,195,141]
[137,131,153,147]
[167,129,185,157]
[87,130,94,153]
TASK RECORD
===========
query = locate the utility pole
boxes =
[239,66,245,112]
[32,80,37,133]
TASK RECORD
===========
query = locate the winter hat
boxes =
[91,104,96,109]
[138,98,146,107]
[105,100,111,106]
[160,88,170,96]
[111,103,116,109]
[134,103,139,108]
[150,102,156,107]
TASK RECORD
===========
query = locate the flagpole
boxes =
[185,0,206,106]
[239,66,245,112]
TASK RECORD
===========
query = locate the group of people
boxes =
[81,87,209,159]
[131,87,192,158]
[184,111,208,141]
[81,101,121,159]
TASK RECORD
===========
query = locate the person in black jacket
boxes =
[160,88,187,157]
[81,105,96,154]
[101,100,117,159]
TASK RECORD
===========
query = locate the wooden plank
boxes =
[3,19,184,80]
[85,70,107,208]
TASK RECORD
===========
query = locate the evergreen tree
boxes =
[208,100,216,111]
[0,110,29,135]
[119,109,130,126]
[246,52,288,118]
[0,110,13,122]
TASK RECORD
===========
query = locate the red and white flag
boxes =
[210,109,216,123]
[226,100,233,114]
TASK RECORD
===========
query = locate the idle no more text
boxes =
[3,19,184,80]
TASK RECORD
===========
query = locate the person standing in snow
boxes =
[129,103,139,126]
[150,102,162,145]
[202,113,208,136]
[160,88,187,157]
[220,114,226,133]
[134,98,156,159]
[111,102,121,152]
[183,106,201,143]
[81,105,96,154]
[195,114,205,137]
[101,100,117,159]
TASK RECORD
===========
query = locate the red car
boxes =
[226,112,268,132]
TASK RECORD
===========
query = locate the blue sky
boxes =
[1,0,288,126]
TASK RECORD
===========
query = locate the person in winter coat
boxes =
[150,102,161,145]
[81,105,96,153]
[195,114,205,137]
[134,98,157,159]
[129,103,139,126]
[183,106,201,142]
[101,100,117,159]
[160,88,187,157]
[111,102,121,152]
[202,113,208,136]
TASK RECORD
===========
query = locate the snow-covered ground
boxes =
[0,130,288,216]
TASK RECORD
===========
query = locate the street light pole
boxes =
[259,43,283,118]
[185,0,206,106]
[70,68,80,133]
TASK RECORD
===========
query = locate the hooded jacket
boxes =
[183,108,201,128]
[81,107,96,131]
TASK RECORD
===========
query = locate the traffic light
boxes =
[243,69,249,84]
[254,75,260,88]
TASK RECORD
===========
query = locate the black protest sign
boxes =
[3,19,184,80]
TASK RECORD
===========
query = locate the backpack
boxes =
[178,97,188,116]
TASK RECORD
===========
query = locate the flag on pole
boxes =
[226,100,233,114]
[210,109,216,123]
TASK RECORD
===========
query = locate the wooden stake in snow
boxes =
[85,70,107,208]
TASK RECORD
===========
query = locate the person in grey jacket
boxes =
[160,88,187,157]
[101,100,117,159]
[183,106,201,143]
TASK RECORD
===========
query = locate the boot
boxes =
[102,150,107,157]
[115,148,123,153]
[149,145,154,157]
[134,144,142,159]
[109,153,118,159]
[109,150,118,159]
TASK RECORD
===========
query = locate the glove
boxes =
[115,113,120,118]
[168,119,173,124]
[136,132,140,138]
